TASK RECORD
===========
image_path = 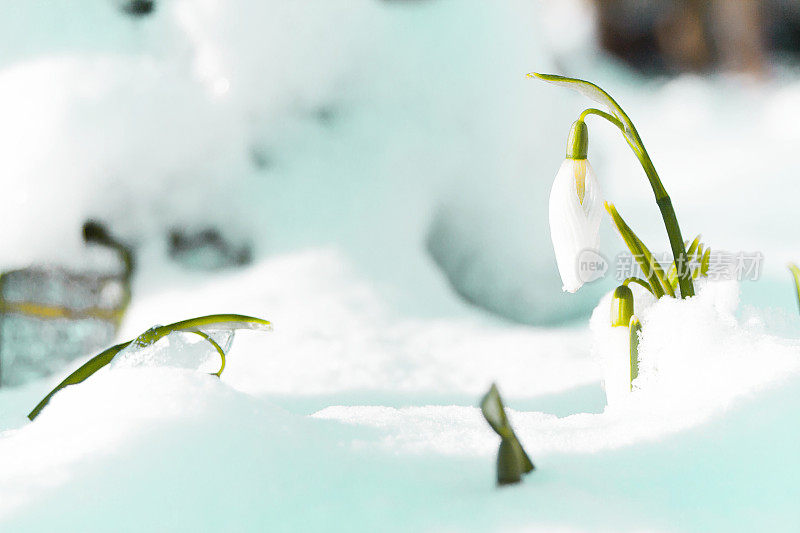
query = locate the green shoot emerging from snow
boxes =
[480,383,534,486]
[611,286,641,391]
[27,314,272,421]
[789,263,800,314]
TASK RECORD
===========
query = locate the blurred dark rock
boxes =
[120,0,155,18]
[168,227,252,271]
[594,0,799,75]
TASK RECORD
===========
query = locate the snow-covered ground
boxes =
[1,0,800,531]
[2,252,800,531]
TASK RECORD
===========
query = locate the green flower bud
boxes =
[610,284,634,327]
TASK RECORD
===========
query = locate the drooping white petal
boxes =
[548,158,604,292]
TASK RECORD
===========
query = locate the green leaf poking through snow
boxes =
[480,383,534,486]
[789,263,800,314]
[667,235,707,289]
[27,314,272,421]
[605,202,673,298]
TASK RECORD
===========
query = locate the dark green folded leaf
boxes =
[480,383,534,485]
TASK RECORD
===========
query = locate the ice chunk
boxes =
[110,327,232,374]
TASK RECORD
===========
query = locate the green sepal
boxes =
[566,120,588,160]
[629,316,642,390]
[480,383,534,485]
[27,314,272,421]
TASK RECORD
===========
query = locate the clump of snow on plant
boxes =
[110,329,233,373]
[590,279,800,417]
[316,279,800,465]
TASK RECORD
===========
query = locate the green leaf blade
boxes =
[27,341,132,421]
[605,202,674,298]
[528,72,639,144]
[27,314,272,421]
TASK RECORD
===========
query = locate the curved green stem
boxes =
[622,276,656,295]
[580,108,693,298]
[190,330,226,377]
[579,108,644,161]
[579,108,623,130]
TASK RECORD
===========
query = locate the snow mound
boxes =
[1,252,799,531]
[592,280,800,416]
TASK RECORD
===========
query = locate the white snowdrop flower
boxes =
[548,120,604,293]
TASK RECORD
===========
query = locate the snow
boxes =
[1,251,799,531]
[1,0,800,531]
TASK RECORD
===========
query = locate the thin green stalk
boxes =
[579,108,624,130]
[579,108,644,159]
[656,197,694,298]
[583,109,692,297]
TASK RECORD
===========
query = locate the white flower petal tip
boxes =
[549,159,605,292]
